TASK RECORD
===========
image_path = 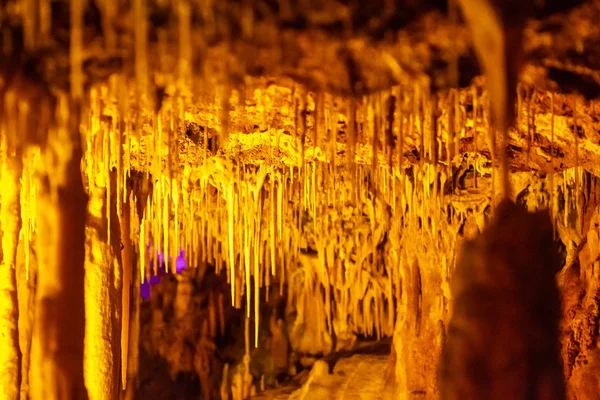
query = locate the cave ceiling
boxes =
[1,0,599,181]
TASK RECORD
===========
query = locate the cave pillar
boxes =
[83,175,121,400]
[0,144,23,400]
[30,96,89,400]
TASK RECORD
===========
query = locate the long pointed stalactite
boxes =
[120,189,133,393]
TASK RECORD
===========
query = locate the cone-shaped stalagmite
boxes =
[0,147,23,400]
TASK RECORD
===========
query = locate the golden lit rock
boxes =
[1,0,600,399]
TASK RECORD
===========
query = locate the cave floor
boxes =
[253,353,390,400]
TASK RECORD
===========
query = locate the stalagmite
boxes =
[0,142,23,400]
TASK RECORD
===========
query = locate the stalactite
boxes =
[454,88,460,163]
[124,202,141,400]
[447,90,455,188]
[517,83,522,127]
[550,92,556,238]
[297,96,305,212]
[315,91,324,150]
[254,194,261,347]
[227,183,236,306]
[119,190,134,391]
[431,94,439,237]
[110,171,124,400]
[527,88,533,162]
[371,97,379,196]
[220,84,232,149]
[134,0,148,102]
[0,138,23,400]
[573,97,581,234]
[329,96,337,190]
[387,91,395,172]
[243,184,252,318]
[270,172,276,279]
[398,91,405,188]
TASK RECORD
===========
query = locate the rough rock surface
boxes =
[253,354,390,400]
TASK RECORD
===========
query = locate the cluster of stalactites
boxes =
[65,68,595,348]
[2,59,593,356]
[6,0,593,347]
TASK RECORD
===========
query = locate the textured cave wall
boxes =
[559,187,600,399]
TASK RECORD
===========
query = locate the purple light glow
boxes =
[140,275,161,300]
[176,249,187,273]
[140,245,187,300]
